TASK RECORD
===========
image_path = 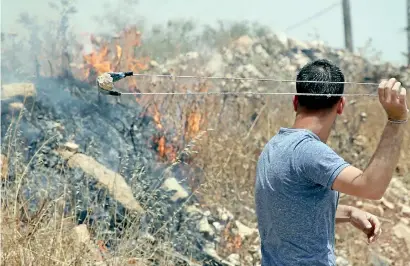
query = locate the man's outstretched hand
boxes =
[349,207,382,244]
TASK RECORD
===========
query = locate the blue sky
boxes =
[2,0,408,66]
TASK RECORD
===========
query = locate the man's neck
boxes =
[291,112,335,143]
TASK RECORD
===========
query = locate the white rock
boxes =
[205,53,225,75]
[254,44,270,59]
[185,205,202,215]
[149,60,159,68]
[198,217,214,236]
[288,38,309,51]
[293,53,309,67]
[217,207,234,221]
[381,197,395,210]
[400,218,409,225]
[274,32,289,49]
[212,222,224,232]
[161,177,189,202]
[184,51,199,61]
[392,222,410,253]
[401,204,410,216]
[233,35,254,54]
[335,256,350,266]
[235,220,258,239]
[64,142,79,153]
[227,253,241,266]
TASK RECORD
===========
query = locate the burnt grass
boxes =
[1,76,227,265]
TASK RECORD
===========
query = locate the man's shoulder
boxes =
[271,127,342,161]
[272,127,322,146]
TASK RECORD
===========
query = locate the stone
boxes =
[217,207,234,221]
[73,224,91,244]
[198,217,214,237]
[386,178,409,201]
[360,112,367,118]
[185,205,202,215]
[212,222,223,232]
[392,222,410,253]
[400,218,410,225]
[361,203,384,217]
[238,64,264,78]
[380,197,395,210]
[335,256,350,266]
[400,204,410,217]
[149,60,159,68]
[185,51,199,60]
[58,150,144,213]
[64,142,79,153]
[235,220,258,240]
[232,35,254,54]
[293,53,309,67]
[254,44,270,59]
[9,102,24,111]
[161,177,189,202]
[72,224,104,263]
[369,251,392,266]
[226,253,240,266]
[288,38,310,50]
[353,135,367,146]
[205,53,224,75]
[1,83,36,99]
[274,32,289,49]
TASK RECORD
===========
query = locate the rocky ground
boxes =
[2,30,410,265]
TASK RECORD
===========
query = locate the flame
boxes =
[115,45,122,60]
[80,26,148,84]
[151,104,163,130]
[157,136,166,157]
[149,104,178,162]
[82,45,112,79]
[185,111,201,139]
[76,27,184,163]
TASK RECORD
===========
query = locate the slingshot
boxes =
[95,71,391,97]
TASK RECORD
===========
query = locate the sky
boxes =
[1,0,408,66]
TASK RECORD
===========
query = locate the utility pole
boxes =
[407,0,410,65]
[342,0,353,52]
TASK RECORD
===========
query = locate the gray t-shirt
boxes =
[255,127,350,266]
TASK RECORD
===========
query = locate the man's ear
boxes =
[293,95,298,112]
[336,97,346,115]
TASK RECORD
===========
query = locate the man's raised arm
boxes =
[332,78,408,200]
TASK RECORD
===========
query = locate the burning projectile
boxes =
[96,71,134,96]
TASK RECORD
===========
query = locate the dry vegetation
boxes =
[2,1,410,265]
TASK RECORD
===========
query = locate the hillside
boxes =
[1,10,410,266]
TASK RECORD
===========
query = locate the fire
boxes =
[148,104,178,162]
[80,26,149,86]
[77,27,205,164]
[185,111,202,139]
[83,45,112,78]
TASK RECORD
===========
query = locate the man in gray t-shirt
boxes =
[255,59,408,265]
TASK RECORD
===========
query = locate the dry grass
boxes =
[3,85,409,265]
[0,108,206,266]
[2,2,410,264]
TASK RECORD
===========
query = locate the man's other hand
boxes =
[349,207,382,244]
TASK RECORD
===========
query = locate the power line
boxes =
[285,1,341,32]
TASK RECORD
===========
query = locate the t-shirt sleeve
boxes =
[293,138,351,189]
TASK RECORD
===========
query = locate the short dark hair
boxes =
[296,59,345,110]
